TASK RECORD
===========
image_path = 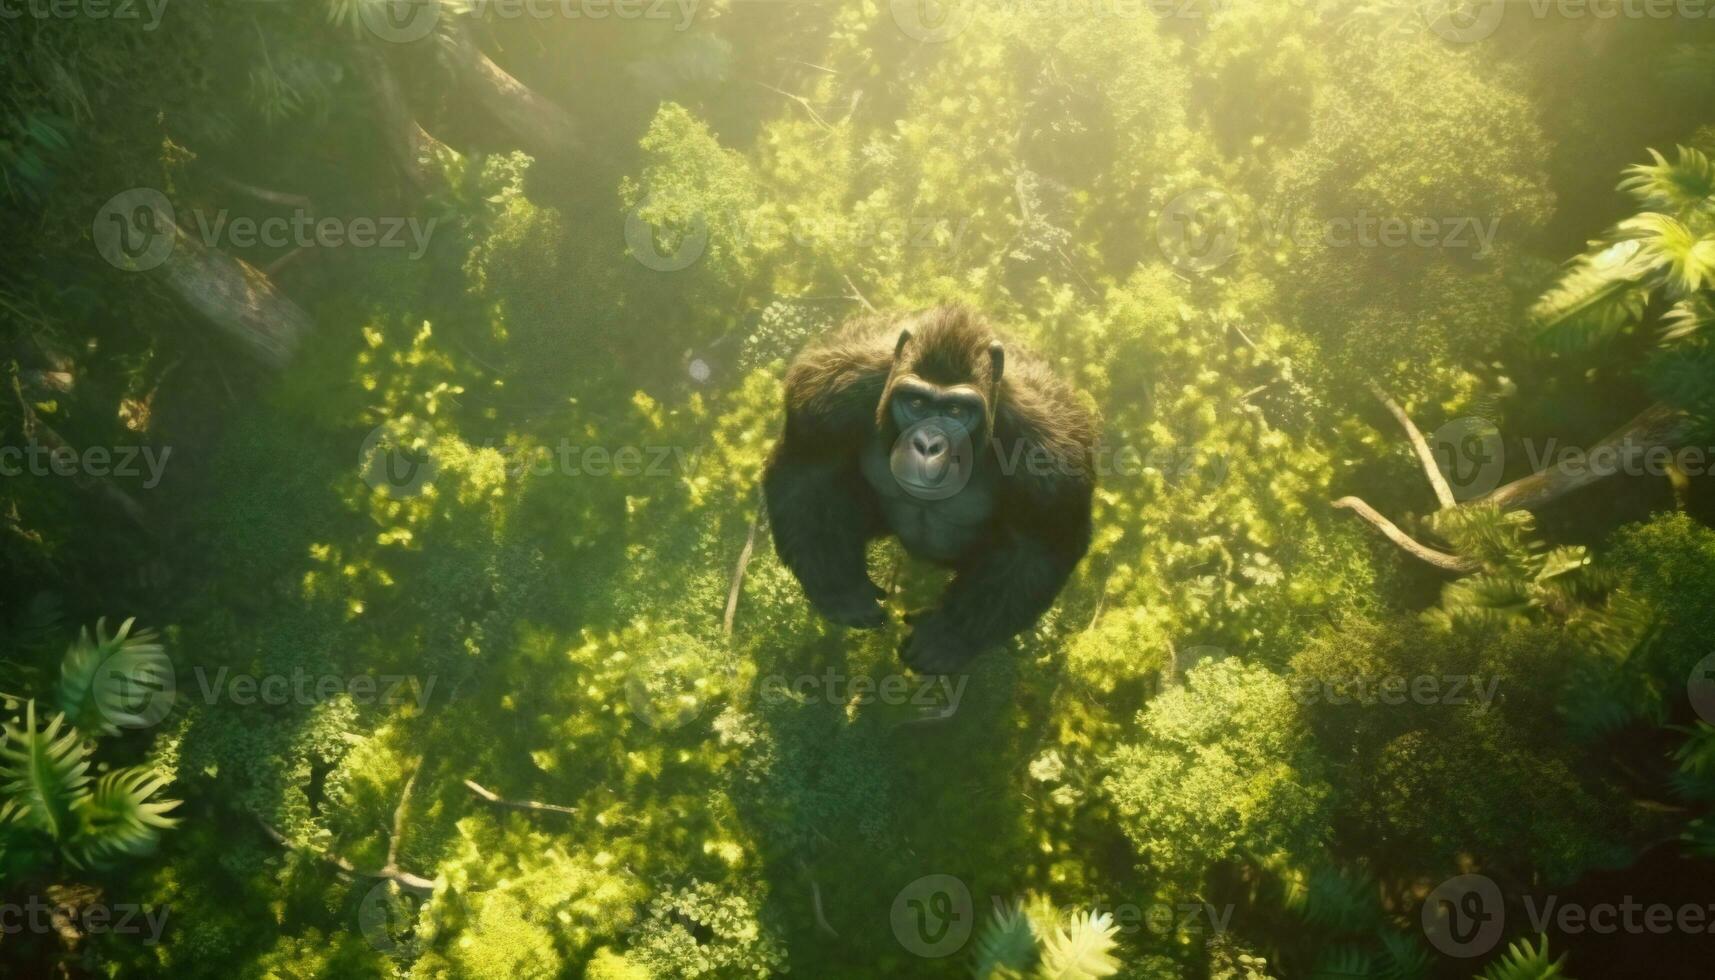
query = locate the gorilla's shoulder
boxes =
[993,355,1098,502]
[780,321,894,442]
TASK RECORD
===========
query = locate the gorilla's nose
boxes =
[912,430,947,460]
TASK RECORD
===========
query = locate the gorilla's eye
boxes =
[908,396,928,413]
[946,404,965,418]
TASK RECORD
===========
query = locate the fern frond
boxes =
[1373,929,1431,980]
[1533,546,1591,584]
[1035,910,1121,980]
[1295,866,1381,933]
[58,617,173,736]
[1558,678,1649,743]
[1672,722,1715,779]
[66,767,182,869]
[1432,506,1536,572]
[971,900,1038,980]
[1662,294,1715,343]
[1667,722,1715,802]
[0,701,91,842]
[1476,934,1569,980]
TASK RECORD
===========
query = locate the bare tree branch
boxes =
[724,496,764,636]
[210,172,312,211]
[843,274,878,314]
[1332,496,1480,573]
[1335,382,1693,575]
[1368,383,1456,510]
[796,859,839,938]
[257,819,435,893]
[463,779,578,817]
[387,759,423,869]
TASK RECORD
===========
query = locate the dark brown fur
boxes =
[764,306,1097,671]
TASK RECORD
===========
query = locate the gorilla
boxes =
[763,306,1096,672]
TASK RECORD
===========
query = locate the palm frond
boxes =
[1530,238,1659,351]
[1618,213,1715,298]
[1619,146,1715,214]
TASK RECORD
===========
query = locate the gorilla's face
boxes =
[886,379,984,501]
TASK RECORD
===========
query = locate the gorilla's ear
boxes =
[988,342,1005,384]
[893,328,913,361]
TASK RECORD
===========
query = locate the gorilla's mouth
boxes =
[898,475,957,492]
[891,461,971,500]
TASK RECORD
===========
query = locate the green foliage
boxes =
[971,898,1122,980]
[57,617,172,737]
[1286,866,1381,934]
[1532,145,1715,434]
[5,4,1714,977]
[1103,658,1331,887]
[1036,909,1122,980]
[1476,936,1569,980]
[972,899,1039,980]
[624,879,788,978]
[1425,507,1616,639]
[0,701,180,875]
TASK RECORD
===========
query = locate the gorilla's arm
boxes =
[764,452,887,627]
[763,337,892,627]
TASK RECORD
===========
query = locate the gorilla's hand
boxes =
[814,581,887,629]
[899,610,976,674]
